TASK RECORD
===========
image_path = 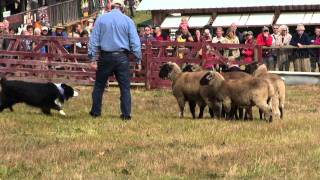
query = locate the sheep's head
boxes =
[253,64,268,77]
[182,63,202,72]
[200,72,214,85]
[200,71,225,86]
[159,63,173,79]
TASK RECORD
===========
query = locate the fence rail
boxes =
[1,35,320,88]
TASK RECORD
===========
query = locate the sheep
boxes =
[253,64,285,119]
[182,63,253,120]
[199,71,277,122]
[159,62,213,119]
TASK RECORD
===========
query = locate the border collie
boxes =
[0,77,78,115]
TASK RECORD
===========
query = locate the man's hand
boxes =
[136,64,142,72]
[89,61,97,70]
[297,43,304,48]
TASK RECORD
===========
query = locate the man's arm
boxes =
[128,19,142,64]
[88,17,101,61]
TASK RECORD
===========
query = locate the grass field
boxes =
[1,85,320,179]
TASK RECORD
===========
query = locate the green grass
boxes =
[1,85,320,179]
[132,11,152,26]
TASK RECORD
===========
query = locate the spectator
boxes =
[203,29,212,42]
[52,24,67,37]
[26,25,34,35]
[9,27,18,35]
[140,25,155,42]
[311,26,320,72]
[242,31,255,64]
[154,26,166,41]
[194,29,203,42]
[138,27,145,38]
[223,28,240,61]
[275,25,292,71]
[41,26,49,36]
[212,27,225,43]
[290,24,311,72]
[74,23,83,36]
[271,25,280,45]
[34,28,41,36]
[80,30,89,48]
[271,24,280,68]
[230,23,243,43]
[179,26,193,42]
[256,26,274,70]
[21,29,33,51]
[0,25,4,50]
[86,18,94,34]
[179,16,189,30]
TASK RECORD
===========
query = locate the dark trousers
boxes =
[90,52,131,117]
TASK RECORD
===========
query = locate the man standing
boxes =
[256,26,274,70]
[290,24,311,72]
[88,0,141,120]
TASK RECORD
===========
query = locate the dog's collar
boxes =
[54,83,64,97]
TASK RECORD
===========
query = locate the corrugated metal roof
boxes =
[137,0,320,11]
[276,11,320,25]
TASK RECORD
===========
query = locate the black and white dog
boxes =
[0,77,78,115]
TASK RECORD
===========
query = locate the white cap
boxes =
[41,26,48,31]
[112,0,125,7]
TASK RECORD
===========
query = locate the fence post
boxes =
[256,45,263,64]
[145,41,152,89]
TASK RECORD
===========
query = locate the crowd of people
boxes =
[1,14,320,72]
[138,17,320,72]
[0,19,94,53]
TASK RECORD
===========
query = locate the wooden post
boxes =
[145,41,152,90]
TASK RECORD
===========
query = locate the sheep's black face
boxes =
[159,64,173,79]
[200,72,213,85]
[182,64,193,72]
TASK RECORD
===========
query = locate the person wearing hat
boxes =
[290,24,311,72]
[88,0,141,120]
[256,26,274,70]
[242,31,255,64]
[275,25,292,71]
[223,27,240,61]
[52,23,67,38]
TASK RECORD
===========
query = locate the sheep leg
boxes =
[198,104,205,119]
[245,107,253,120]
[209,107,214,118]
[259,109,263,120]
[238,108,244,120]
[228,105,237,120]
[176,98,185,118]
[188,101,196,119]
[280,107,283,119]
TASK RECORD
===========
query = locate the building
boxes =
[137,0,320,32]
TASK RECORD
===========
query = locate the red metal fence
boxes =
[0,35,262,89]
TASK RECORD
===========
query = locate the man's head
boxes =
[296,24,305,36]
[230,23,237,32]
[75,23,82,33]
[262,26,270,35]
[215,27,224,37]
[315,26,320,37]
[154,26,161,34]
[26,25,34,35]
[144,26,152,36]
[181,26,189,34]
[111,0,125,12]
[279,25,289,36]
[272,25,279,34]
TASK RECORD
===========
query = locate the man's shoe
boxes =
[120,114,131,121]
[89,112,100,118]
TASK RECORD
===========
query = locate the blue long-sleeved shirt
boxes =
[88,9,141,64]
